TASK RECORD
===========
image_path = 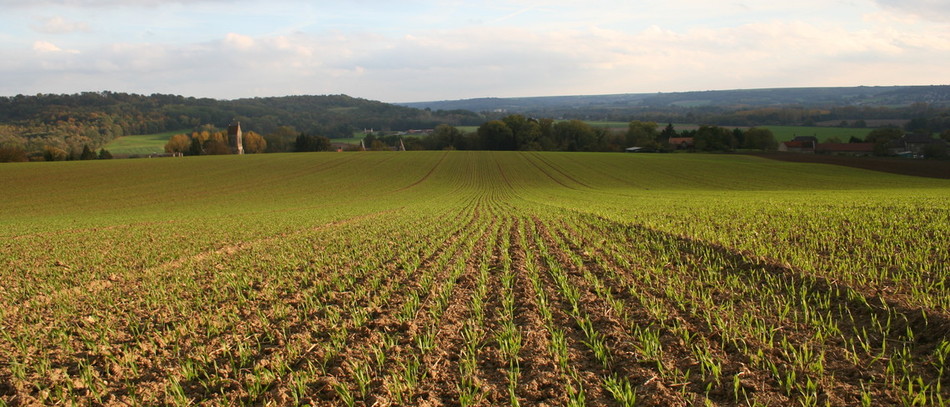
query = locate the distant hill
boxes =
[0,92,482,158]
[401,86,950,114]
[0,92,482,137]
[3,87,950,160]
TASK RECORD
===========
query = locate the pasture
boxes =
[1,152,948,406]
[760,125,871,142]
[102,130,188,156]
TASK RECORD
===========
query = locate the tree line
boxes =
[400,116,779,153]
[464,116,780,152]
[162,125,336,156]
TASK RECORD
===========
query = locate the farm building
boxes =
[668,137,694,150]
[778,141,813,153]
[779,136,819,153]
[889,134,948,157]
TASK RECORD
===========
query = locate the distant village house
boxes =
[890,134,948,157]
[778,136,818,153]
[668,137,694,150]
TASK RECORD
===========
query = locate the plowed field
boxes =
[2,151,948,406]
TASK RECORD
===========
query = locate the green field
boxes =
[333,136,365,145]
[2,152,948,405]
[759,125,872,142]
[103,129,188,155]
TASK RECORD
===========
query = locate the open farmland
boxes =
[102,130,188,156]
[757,125,872,143]
[1,152,948,406]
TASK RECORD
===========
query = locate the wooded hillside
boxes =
[0,92,482,159]
[404,86,950,126]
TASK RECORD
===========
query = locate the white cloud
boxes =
[32,16,91,34]
[0,0,242,7]
[32,41,63,53]
[224,33,254,50]
[32,40,79,54]
[3,1,950,101]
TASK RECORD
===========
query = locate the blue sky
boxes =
[1,0,948,102]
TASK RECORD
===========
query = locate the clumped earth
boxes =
[754,152,950,179]
[1,151,948,405]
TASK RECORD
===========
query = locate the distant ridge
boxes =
[400,86,950,113]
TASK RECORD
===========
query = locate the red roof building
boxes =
[779,140,815,153]
[668,137,694,149]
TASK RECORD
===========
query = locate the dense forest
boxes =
[0,92,482,160]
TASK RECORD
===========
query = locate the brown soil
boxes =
[4,205,947,406]
[509,218,573,406]
[751,152,950,179]
[558,213,950,406]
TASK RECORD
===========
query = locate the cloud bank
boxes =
[1,0,948,101]
[32,16,91,34]
[873,0,950,22]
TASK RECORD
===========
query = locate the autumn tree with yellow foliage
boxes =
[164,134,190,156]
[242,131,267,154]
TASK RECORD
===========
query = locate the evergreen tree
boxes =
[661,122,677,138]
[80,145,97,160]
[295,133,331,152]
[188,137,203,156]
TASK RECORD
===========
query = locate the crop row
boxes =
[2,151,948,405]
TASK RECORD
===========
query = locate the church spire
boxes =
[227,119,244,155]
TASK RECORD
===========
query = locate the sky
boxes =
[1,0,948,103]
